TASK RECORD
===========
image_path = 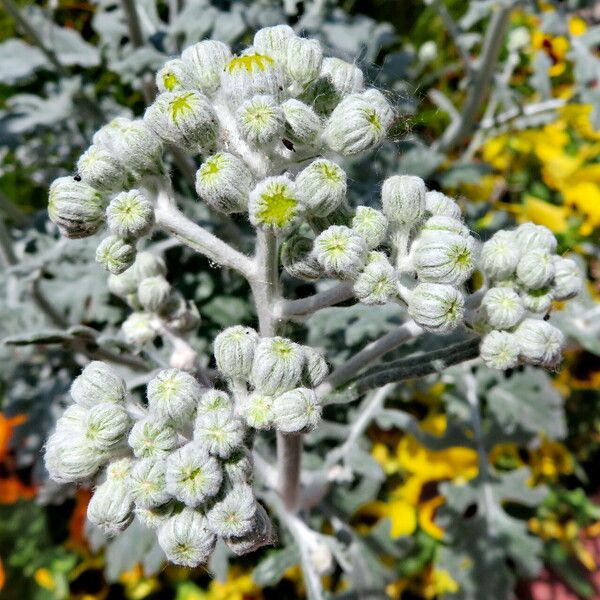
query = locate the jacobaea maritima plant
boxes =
[44,23,583,589]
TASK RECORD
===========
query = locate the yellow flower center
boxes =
[226,53,274,73]
[168,92,196,122]
[256,183,297,228]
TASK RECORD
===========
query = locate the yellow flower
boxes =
[529,438,574,483]
[568,16,587,37]
[34,568,56,591]
[489,442,524,470]
[418,496,445,540]
[119,564,160,600]
[519,195,571,233]
[532,31,570,77]
[204,568,263,600]
[561,182,600,235]
[356,499,418,538]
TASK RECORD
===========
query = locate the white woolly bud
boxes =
[214,326,259,379]
[352,206,388,249]
[480,230,521,281]
[138,275,171,312]
[481,287,525,330]
[407,283,465,332]
[165,441,223,506]
[48,176,105,239]
[128,417,179,459]
[237,94,284,146]
[135,502,175,530]
[480,331,521,370]
[367,250,390,264]
[552,256,583,300]
[84,403,130,452]
[194,412,244,459]
[106,190,154,239]
[281,99,322,144]
[206,483,257,538]
[160,291,201,333]
[354,258,397,305]
[106,457,134,483]
[302,347,329,387]
[195,152,253,214]
[45,431,105,482]
[287,37,323,86]
[221,51,285,105]
[112,120,164,178]
[144,91,219,152]
[420,215,469,239]
[156,58,197,93]
[250,337,305,395]
[240,392,274,430]
[121,311,157,345]
[516,249,555,290]
[273,387,322,433]
[314,225,368,279]
[296,159,347,217]
[108,267,138,298]
[158,508,216,567]
[324,89,393,155]
[129,458,170,508]
[92,117,130,151]
[381,175,426,227]
[197,389,234,417]
[225,503,274,556]
[281,233,322,281]
[248,176,302,234]
[87,479,133,535]
[514,222,557,254]
[147,369,202,425]
[254,25,295,64]
[321,57,364,98]
[77,145,128,192]
[70,361,126,407]
[413,233,476,286]
[521,288,554,314]
[424,191,461,219]
[514,319,564,367]
[133,252,167,281]
[96,235,136,275]
[181,40,232,96]
[56,404,88,435]
[222,449,253,485]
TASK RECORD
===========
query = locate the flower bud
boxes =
[88,479,133,535]
[121,312,157,345]
[144,91,219,152]
[324,89,393,155]
[302,347,329,387]
[481,287,525,330]
[160,291,201,332]
[516,249,555,290]
[237,94,284,146]
[108,266,138,298]
[225,503,274,556]
[480,331,521,370]
[96,235,136,275]
[56,404,88,435]
[521,288,554,314]
[93,117,130,152]
[287,37,323,86]
[206,483,257,538]
[354,258,397,305]
[424,191,461,219]
[106,190,154,239]
[181,40,232,95]
[197,389,234,417]
[295,159,347,217]
[77,145,128,192]
[158,508,217,567]
[129,458,170,508]
[133,252,167,280]
[156,58,197,93]
[281,233,322,281]
[165,441,223,506]
[112,120,164,177]
[214,326,258,379]
[248,176,302,234]
[479,230,520,281]
[222,448,253,485]
[106,457,134,483]
[281,99,322,144]
[321,57,364,98]
[45,431,105,482]
[514,222,557,254]
[314,225,368,279]
[147,369,202,425]
[254,25,295,62]
[381,175,426,227]
[514,318,564,367]
[128,416,179,459]
[240,392,274,430]
[352,206,388,249]
[420,215,469,239]
[250,337,305,395]
[407,283,464,332]
[48,176,105,239]
[70,361,126,407]
[195,152,253,214]
[273,387,321,433]
[85,403,130,452]
[135,502,175,530]
[413,233,476,286]
[138,275,171,312]
[194,412,244,459]
[552,256,582,300]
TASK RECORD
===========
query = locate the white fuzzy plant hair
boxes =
[46,24,583,571]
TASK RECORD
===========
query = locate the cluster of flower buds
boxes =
[214,326,328,433]
[45,361,275,567]
[474,223,583,370]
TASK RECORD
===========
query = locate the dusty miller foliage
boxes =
[0,1,597,598]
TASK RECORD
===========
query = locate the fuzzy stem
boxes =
[274,282,355,319]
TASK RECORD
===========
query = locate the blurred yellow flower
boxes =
[532,31,569,76]
[529,438,574,483]
[119,564,160,600]
[568,16,587,37]
[34,568,56,591]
